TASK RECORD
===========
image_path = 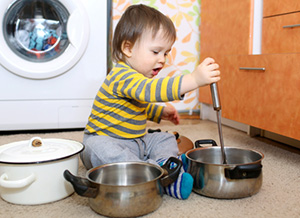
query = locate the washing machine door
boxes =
[0,0,89,79]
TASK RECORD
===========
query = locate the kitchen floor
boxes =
[0,119,299,218]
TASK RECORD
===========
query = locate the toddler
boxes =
[80,4,220,200]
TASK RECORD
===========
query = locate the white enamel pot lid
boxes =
[0,137,84,164]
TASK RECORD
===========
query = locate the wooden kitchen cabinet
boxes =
[200,0,253,57]
[199,0,300,140]
[218,54,300,140]
[199,0,253,104]
[262,12,300,53]
[263,0,300,17]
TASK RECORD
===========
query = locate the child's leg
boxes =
[143,132,193,200]
[157,154,193,200]
[143,132,179,160]
[156,153,189,172]
[81,134,143,169]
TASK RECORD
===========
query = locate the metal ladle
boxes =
[210,83,227,164]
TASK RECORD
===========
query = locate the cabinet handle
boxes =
[283,24,300,28]
[239,67,265,71]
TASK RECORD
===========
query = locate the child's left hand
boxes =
[161,105,180,125]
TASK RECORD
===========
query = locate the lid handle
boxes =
[29,137,44,149]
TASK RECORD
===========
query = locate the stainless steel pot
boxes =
[64,157,181,218]
[0,137,84,205]
[186,139,264,199]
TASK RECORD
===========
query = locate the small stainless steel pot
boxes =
[64,157,181,217]
[186,139,264,199]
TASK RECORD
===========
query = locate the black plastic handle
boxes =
[172,131,180,140]
[147,128,161,133]
[224,164,263,179]
[148,129,180,140]
[160,157,182,187]
[194,139,218,148]
[63,170,98,198]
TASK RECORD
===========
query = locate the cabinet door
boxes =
[218,54,300,140]
[199,0,253,104]
[200,0,253,57]
[262,12,300,54]
[263,0,300,17]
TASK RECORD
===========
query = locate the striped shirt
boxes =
[84,62,184,139]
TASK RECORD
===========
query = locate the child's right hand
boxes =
[192,57,220,87]
[180,57,220,95]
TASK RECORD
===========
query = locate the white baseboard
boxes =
[200,103,248,133]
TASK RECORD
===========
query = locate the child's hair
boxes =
[112,4,176,62]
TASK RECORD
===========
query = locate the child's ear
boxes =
[121,40,133,58]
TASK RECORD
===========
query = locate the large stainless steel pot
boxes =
[0,137,84,205]
[186,139,264,199]
[64,157,181,218]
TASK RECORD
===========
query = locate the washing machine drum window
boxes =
[3,0,69,63]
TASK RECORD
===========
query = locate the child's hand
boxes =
[180,57,220,95]
[192,57,220,87]
[161,105,180,125]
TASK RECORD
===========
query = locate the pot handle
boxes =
[195,139,218,148]
[63,170,98,198]
[147,128,161,133]
[225,164,263,179]
[148,129,180,140]
[0,173,36,189]
[160,157,182,187]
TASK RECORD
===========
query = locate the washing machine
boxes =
[0,0,107,130]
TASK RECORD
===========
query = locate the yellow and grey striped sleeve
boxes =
[84,63,184,138]
[146,103,164,123]
[113,71,184,103]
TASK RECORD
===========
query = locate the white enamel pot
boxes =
[0,137,84,205]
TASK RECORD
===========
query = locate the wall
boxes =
[111,0,201,112]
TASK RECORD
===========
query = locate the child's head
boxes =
[112,4,176,77]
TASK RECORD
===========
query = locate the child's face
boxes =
[123,28,174,78]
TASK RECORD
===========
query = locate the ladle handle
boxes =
[210,82,227,164]
[210,83,221,111]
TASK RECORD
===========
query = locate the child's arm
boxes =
[161,105,180,125]
[180,57,220,95]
